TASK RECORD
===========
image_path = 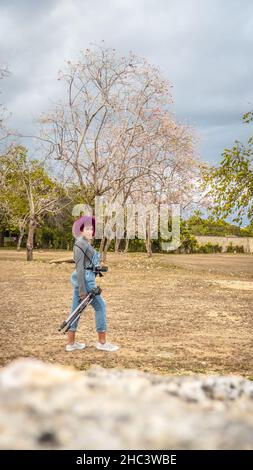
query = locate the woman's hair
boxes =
[80,223,93,232]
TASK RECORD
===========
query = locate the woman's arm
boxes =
[74,244,88,298]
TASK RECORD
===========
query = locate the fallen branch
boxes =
[50,257,74,264]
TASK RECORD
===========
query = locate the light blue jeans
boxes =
[69,250,107,333]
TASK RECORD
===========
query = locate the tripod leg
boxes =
[68,286,81,332]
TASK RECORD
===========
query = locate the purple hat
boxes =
[72,215,96,239]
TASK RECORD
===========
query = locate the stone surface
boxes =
[0,358,253,449]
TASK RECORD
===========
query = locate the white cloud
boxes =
[0,0,252,164]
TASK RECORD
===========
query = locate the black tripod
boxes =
[58,286,102,333]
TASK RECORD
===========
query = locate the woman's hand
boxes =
[79,292,87,300]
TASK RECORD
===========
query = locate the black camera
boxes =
[90,265,108,276]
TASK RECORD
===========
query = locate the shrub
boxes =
[226,242,244,253]
[195,242,222,253]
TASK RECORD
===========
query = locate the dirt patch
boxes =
[0,250,252,378]
[206,280,253,291]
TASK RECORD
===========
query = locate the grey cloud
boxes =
[0,0,252,165]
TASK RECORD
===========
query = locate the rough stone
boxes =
[0,358,253,449]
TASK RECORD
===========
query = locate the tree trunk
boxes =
[124,238,129,253]
[105,238,112,251]
[102,238,112,263]
[0,231,4,247]
[145,213,152,257]
[145,237,152,257]
[17,228,25,251]
[99,236,107,259]
[99,237,106,256]
[26,218,36,261]
[115,238,121,253]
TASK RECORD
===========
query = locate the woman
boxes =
[66,214,119,353]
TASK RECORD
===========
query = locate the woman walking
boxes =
[66,214,119,353]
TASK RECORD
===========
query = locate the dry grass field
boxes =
[0,249,252,378]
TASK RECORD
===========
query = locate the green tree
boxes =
[201,111,253,224]
[0,145,68,260]
[187,210,247,236]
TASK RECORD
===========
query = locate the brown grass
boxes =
[0,249,252,378]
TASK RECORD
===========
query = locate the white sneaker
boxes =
[95,342,119,352]
[65,342,86,352]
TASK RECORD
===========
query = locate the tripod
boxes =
[58,286,102,333]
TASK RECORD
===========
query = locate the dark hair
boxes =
[80,223,93,232]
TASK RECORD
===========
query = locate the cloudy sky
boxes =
[0,0,253,166]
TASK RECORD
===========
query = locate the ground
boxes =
[0,249,252,378]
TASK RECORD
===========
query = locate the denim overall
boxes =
[69,249,107,332]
